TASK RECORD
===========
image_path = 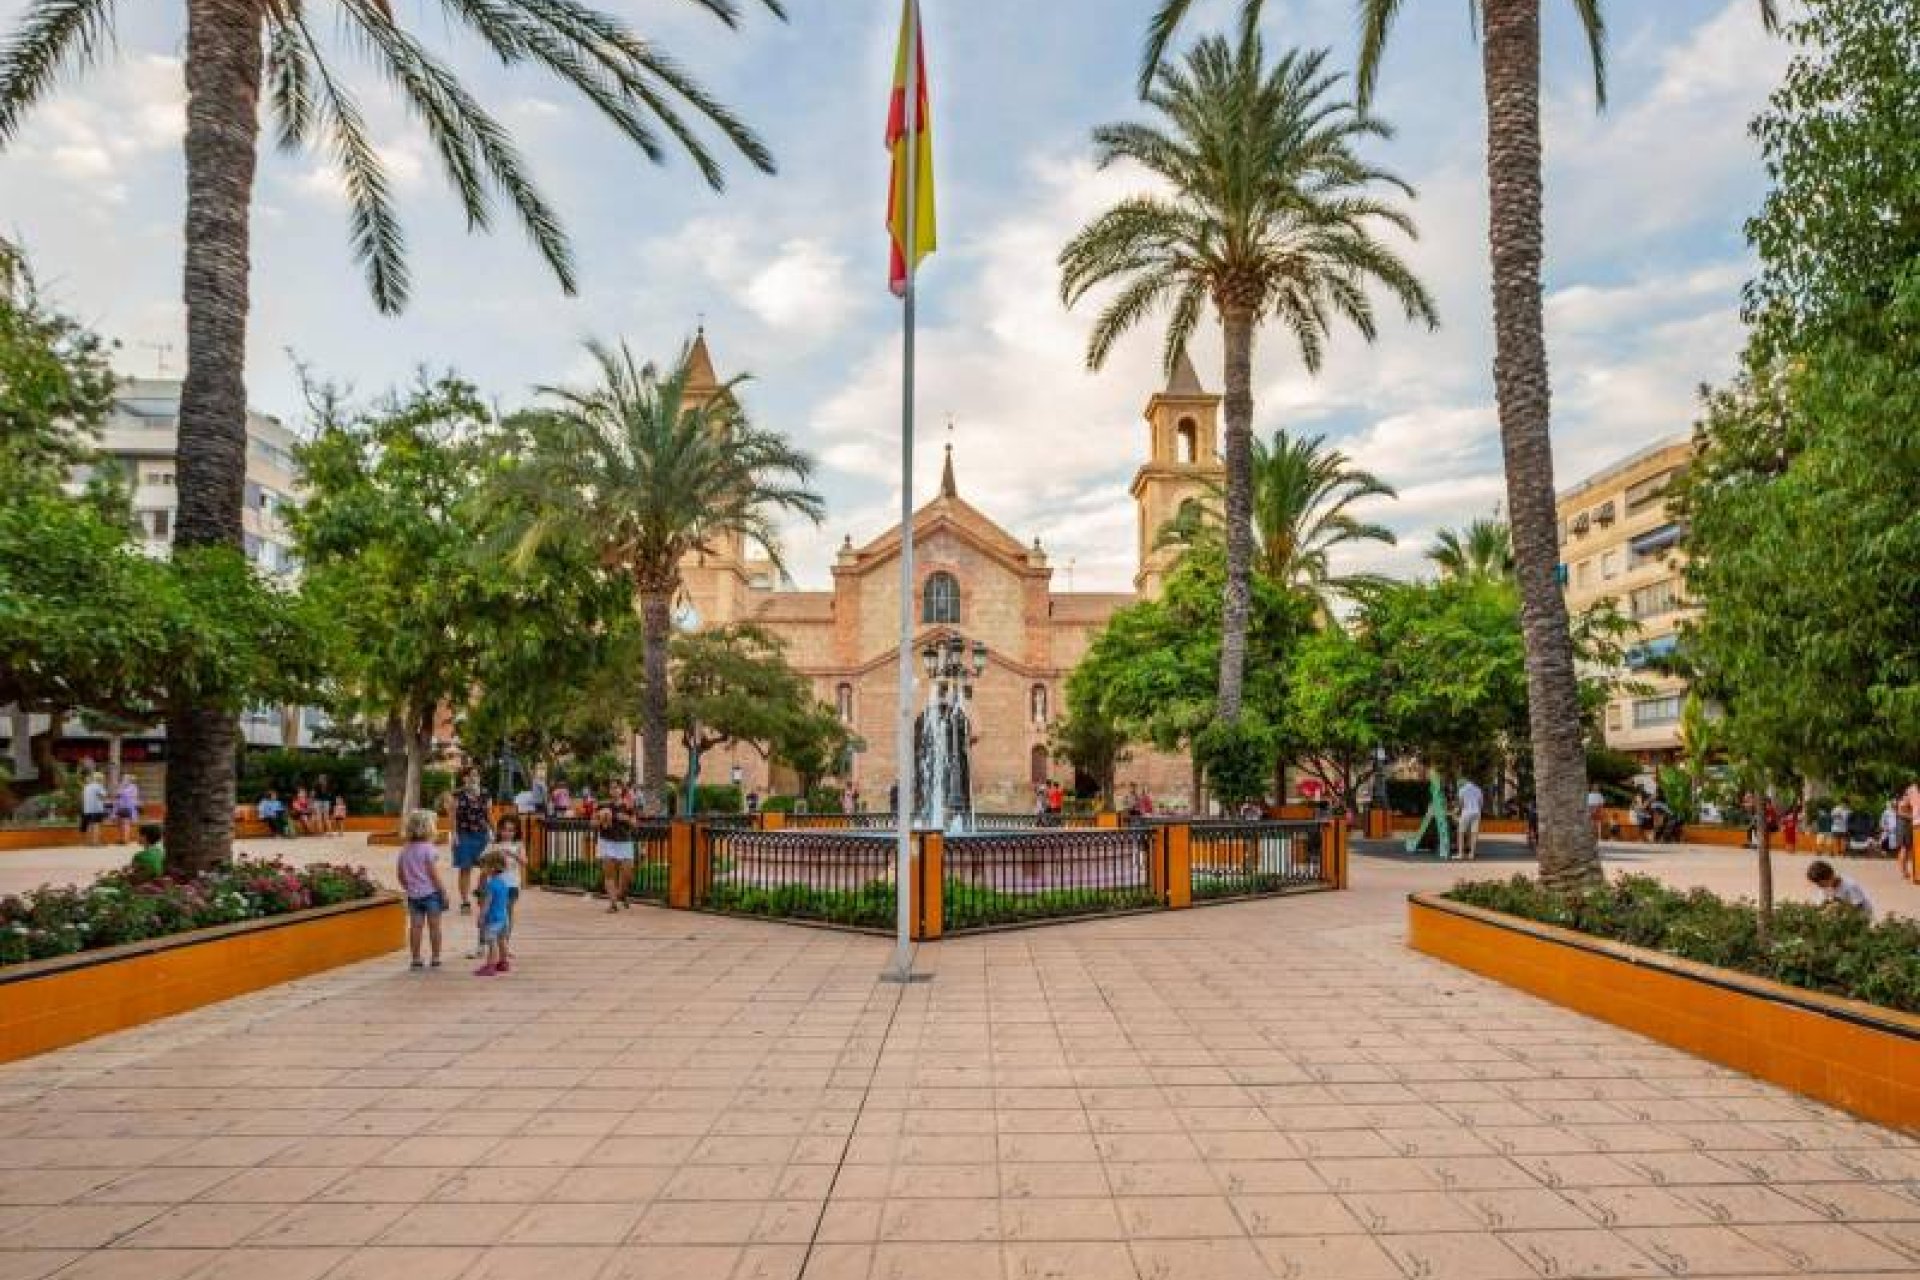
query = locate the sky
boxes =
[0,0,1790,591]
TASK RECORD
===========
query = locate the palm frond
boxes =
[1569,0,1608,109]
[0,0,116,142]
[1353,0,1407,110]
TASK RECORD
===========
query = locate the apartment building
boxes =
[1556,436,1694,763]
[14,378,331,767]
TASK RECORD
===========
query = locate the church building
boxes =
[673,333,1224,810]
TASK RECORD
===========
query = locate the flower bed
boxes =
[1447,874,1920,1014]
[1,858,379,968]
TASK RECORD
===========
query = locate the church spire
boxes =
[939,442,957,498]
[685,326,720,392]
[1166,346,1205,397]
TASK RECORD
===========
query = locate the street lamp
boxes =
[675,599,703,816]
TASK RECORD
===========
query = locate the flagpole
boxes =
[884,0,922,983]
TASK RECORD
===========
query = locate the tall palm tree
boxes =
[1249,430,1396,614]
[1,0,782,866]
[1141,0,1776,888]
[1427,517,1514,582]
[1060,28,1434,725]
[498,340,822,809]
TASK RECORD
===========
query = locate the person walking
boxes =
[451,769,492,915]
[596,783,639,911]
[112,775,140,845]
[1456,777,1485,861]
[1782,804,1801,856]
[79,772,107,847]
[395,809,448,971]
[1825,801,1852,857]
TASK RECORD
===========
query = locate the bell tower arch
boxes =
[1130,348,1224,597]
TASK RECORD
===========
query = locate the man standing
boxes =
[79,772,107,847]
[452,769,492,915]
[1456,777,1485,861]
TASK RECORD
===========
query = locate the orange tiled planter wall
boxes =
[1408,894,1920,1133]
[0,896,404,1065]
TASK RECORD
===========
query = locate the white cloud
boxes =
[745,238,857,330]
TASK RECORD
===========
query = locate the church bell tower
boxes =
[1130,349,1224,598]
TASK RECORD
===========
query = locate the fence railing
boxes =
[1188,821,1324,900]
[523,814,1346,935]
[774,811,896,831]
[697,828,897,930]
[528,817,671,900]
[942,828,1159,932]
[969,811,1103,830]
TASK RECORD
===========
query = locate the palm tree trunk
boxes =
[382,711,408,814]
[164,0,263,874]
[1481,0,1598,889]
[639,589,672,810]
[1216,306,1256,723]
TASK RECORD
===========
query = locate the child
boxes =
[395,809,449,970]
[129,822,166,879]
[473,852,511,977]
[1807,859,1875,922]
[330,791,348,837]
[490,813,527,966]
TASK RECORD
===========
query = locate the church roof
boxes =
[685,328,720,392]
[1166,347,1206,397]
[1048,592,1135,622]
[939,443,957,498]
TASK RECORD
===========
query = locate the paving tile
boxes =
[1732,1221,1920,1272]
[115,1202,285,1248]
[1374,1231,1537,1279]
[1129,1237,1274,1280]
[1617,1224,1799,1275]
[1250,1233,1402,1280]
[1002,1241,1141,1280]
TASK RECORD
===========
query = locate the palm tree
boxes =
[1,0,782,866]
[1060,28,1434,726]
[1140,0,1775,888]
[1427,517,1514,582]
[499,339,822,809]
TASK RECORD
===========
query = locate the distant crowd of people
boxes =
[253,782,349,838]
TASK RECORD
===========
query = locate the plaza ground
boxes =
[0,835,1917,1279]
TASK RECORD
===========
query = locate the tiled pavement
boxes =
[1,847,1918,1279]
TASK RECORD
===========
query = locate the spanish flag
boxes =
[886,0,935,297]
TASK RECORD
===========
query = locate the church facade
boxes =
[672,334,1225,811]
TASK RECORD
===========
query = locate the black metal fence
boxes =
[942,828,1159,932]
[698,828,897,930]
[776,811,896,831]
[1188,821,1324,900]
[970,811,1103,830]
[530,817,671,900]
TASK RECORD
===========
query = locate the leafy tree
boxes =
[1048,703,1129,807]
[770,700,852,802]
[0,256,115,492]
[1072,541,1310,810]
[1059,29,1433,729]
[1427,518,1514,583]
[289,377,507,814]
[0,0,782,867]
[496,340,822,809]
[1687,0,1920,800]
[1284,623,1386,811]
[669,623,812,801]
[1138,0,1777,896]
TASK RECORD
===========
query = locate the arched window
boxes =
[836,683,853,724]
[1030,744,1050,785]
[1176,417,1198,464]
[922,571,960,624]
[1030,684,1049,726]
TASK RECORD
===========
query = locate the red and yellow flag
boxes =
[886,0,935,297]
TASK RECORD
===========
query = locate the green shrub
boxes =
[237,750,379,814]
[1447,875,1920,1014]
[705,878,894,928]
[0,857,378,967]
[942,879,1160,928]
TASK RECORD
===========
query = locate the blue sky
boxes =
[0,0,1787,589]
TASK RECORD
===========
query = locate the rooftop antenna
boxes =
[139,341,174,377]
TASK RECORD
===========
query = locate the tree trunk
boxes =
[107,734,123,790]
[382,711,408,814]
[1216,308,1256,723]
[1481,0,1599,889]
[163,0,262,873]
[402,704,433,816]
[1756,817,1775,946]
[639,589,672,811]
[5,706,33,783]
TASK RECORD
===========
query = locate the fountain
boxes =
[913,633,985,831]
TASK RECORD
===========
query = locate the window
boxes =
[1600,550,1619,580]
[138,508,169,539]
[142,468,174,487]
[1629,522,1683,567]
[1607,703,1624,731]
[922,571,959,624]
[1630,579,1683,620]
[1573,560,1594,589]
[1594,500,1617,526]
[836,683,853,724]
[1634,695,1683,728]
[1175,417,1198,464]
[1030,684,1049,726]
[1030,744,1050,786]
